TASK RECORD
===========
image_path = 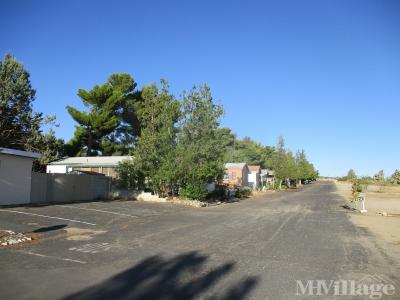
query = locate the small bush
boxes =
[236,186,252,198]
[179,182,208,201]
[116,160,144,190]
[337,176,349,182]
[351,180,366,202]
[206,187,227,200]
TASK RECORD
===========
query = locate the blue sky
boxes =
[1,0,399,177]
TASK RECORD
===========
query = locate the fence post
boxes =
[359,193,367,213]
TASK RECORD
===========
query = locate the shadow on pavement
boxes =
[33,224,67,233]
[340,204,357,211]
[63,251,258,300]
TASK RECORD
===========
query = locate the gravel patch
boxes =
[0,230,32,246]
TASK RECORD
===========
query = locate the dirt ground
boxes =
[335,181,400,248]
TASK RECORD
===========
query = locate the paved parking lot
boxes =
[0,183,399,299]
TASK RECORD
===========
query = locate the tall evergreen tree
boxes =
[272,135,288,188]
[103,74,142,154]
[0,54,65,171]
[133,80,181,195]
[176,84,225,200]
[66,74,140,156]
[0,54,41,149]
[295,149,318,182]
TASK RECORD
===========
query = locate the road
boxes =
[0,182,398,299]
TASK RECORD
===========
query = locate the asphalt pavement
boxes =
[0,182,398,299]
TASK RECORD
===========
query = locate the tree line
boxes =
[1,53,318,199]
[339,169,400,185]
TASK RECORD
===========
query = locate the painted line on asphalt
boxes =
[17,250,87,264]
[0,210,96,226]
[58,205,139,218]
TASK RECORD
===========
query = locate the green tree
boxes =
[66,74,140,156]
[176,84,225,200]
[132,80,181,195]
[347,169,357,179]
[216,127,236,151]
[260,145,275,170]
[0,53,42,149]
[225,136,275,168]
[373,170,384,181]
[285,150,297,182]
[295,149,318,182]
[295,150,306,181]
[226,137,263,166]
[102,74,142,155]
[0,54,65,170]
[116,159,144,190]
[27,115,65,172]
[390,170,400,185]
[271,135,288,188]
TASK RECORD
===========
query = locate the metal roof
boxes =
[48,156,132,166]
[0,147,41,159]
[224,163,248,169]
[248,165,261,172]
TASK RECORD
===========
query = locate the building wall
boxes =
[0,154,34,205]
[224,168,243,186]
[47,165,118,178]
[47,165,67,174]
[241,168,249,187]
[72,167,118,178]
[30,173,111,204]
[248,173,258,189]
[224,167,250,187]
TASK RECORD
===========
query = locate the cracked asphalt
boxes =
[0,182,398,299]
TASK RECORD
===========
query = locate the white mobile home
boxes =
[47,156,132,178]
[247,165,261,189]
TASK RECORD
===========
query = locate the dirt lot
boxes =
[335,181,400,247]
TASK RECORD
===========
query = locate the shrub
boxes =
[351,180,366,202]
[390,170,400,185]
[179,182,209,201]
[337,176,349,181]
[236,186,252,198]
[116,160,145,190]
[206,187,227,200]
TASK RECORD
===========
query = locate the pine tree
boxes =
[66,74,139,156]
[133,80,181,195]
[0,54,41,149]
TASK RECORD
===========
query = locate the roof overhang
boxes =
[65,164,119,168]
[0,147,41,159]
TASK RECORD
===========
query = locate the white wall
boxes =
[248,173,258,189]
[0,154,34,205]
[46,165,67,174]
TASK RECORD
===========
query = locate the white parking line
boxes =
[69,242,112,254]
[58,205,138,218]
[17,250,87,264]
[0,210,96,226]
